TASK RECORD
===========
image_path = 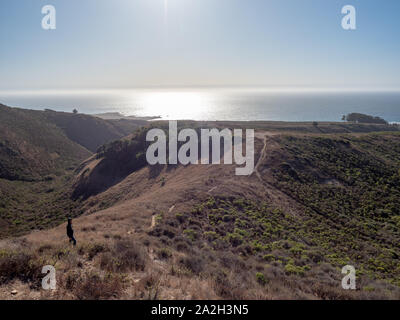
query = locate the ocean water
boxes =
[1,88,400,122]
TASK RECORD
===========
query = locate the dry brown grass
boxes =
[1,132,399,300]
[0,251,42,289]
[72,273,125,300]
[99,239,147,272]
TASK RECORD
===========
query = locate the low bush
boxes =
[256,272,267,286]
[157,248,172,260]
[0,250,42,289]
[179,254,205,275]
[100,240,147,272]
[73,273,124,300]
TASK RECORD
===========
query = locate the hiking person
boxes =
[67,218,77,246]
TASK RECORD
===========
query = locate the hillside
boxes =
[42,110,146,152]
[0,105,90,181]
[0,121,399,300]
[0,104,147,238]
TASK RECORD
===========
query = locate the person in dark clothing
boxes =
[67,218,76,246]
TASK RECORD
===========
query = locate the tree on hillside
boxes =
[341,115,346,121]
[73,109,78,114]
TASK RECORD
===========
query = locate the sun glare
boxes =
[136,90,214,120]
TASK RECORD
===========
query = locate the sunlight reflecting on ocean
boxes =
[1,88,400,122]
[132,90,216,120]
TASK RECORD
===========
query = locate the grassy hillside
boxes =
[0,117,399,299]
[148,133,400,299]
[268,133,400,219]
[27,126,396,299]
[0,105,91,181]
[72,121,399,201]
[0,104,147,238]
[42,110,146,152]
[72,127,149,199]
[0,177,85,238]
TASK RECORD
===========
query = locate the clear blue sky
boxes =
[0,0,399,90]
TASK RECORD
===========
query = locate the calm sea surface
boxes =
[1,89,400,122]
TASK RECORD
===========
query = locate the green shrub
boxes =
[256,272,267,286]
[183,229,198,242]
[263,254,275,262]
[226,232,243,247]
[285,263,306,276]
[204,231,218,241]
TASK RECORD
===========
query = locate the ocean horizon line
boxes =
[2,86,400,95]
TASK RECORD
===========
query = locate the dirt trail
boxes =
[150,215,156,229]
[254,135,269,182]
[254,131,281,183]
[253,131,301,217]
[207,186,217,193]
